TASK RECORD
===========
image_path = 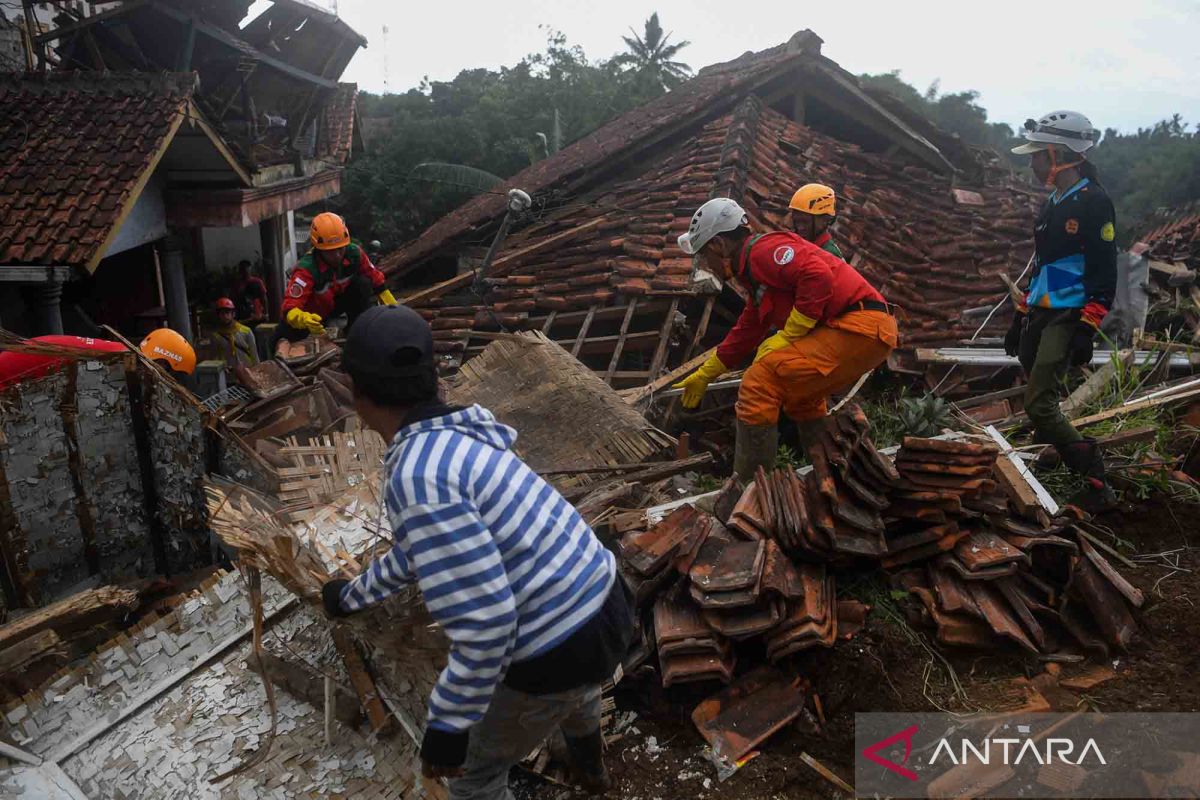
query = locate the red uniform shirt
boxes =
[716,232,883,367]
[0,336,127,390]
[281,243,385,319]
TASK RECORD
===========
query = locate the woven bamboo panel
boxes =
[445,331,674,490]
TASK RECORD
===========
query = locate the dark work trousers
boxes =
[273,274,374,347]
[1018,307,1085,448]
[449,682,602,800]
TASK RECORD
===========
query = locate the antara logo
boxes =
[930,736,1106,767]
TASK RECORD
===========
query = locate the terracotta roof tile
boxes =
[400,95,1038,350]
[0,71,195,268]
[380,47,806,275]
[317,82,358,165]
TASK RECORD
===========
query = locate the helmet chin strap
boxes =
[1044,147,1084,188]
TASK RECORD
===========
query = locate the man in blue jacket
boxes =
[321,305,631,799]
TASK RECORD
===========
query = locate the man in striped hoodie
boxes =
[321,305,632,799]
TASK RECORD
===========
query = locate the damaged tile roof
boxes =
[402,94,1038,358]
[1138,202,1200,267]
[317,83,360,165]
[379,35,815,276]
[0,71,195,268]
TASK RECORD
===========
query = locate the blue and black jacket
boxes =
[1025,178,1117,311]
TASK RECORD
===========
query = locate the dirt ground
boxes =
[518,502,1200,800]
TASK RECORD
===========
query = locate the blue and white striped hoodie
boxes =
[337,403,616,760]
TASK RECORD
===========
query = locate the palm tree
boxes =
[614,12,692,91]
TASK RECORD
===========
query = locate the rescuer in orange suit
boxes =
[674,198,898,482]
[279,212,397,343]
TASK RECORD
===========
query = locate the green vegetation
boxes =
[338,17,690,248]
[338,20,1199,257]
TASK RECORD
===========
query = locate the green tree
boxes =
[613,12,692,91]
[335,29,666,249]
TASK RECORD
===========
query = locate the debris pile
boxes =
[618,405,1145,700]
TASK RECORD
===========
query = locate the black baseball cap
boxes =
[341,304,435,379]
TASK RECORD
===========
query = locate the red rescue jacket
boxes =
[281,243,385,319]
[716,232,884,367]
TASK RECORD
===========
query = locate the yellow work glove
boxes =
[286,307,325,335]
[377,288,398,306]
[672,353,727,409]
[753,309,816,362]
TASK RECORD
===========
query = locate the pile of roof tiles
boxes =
[618,404,1144,687]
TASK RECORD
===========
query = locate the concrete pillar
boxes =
[30,280,64,335]
[260,216,286,321]
[160,236,193,342]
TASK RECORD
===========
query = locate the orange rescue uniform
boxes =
[715,232,898,426]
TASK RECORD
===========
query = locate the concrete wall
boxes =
[0,353,221,607]
[199,213,298,276]
[103,172,167,259]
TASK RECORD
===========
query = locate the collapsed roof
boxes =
[34,0,366,173]
[378,30,1037,384]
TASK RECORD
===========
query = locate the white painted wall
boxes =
[104,173,167,258]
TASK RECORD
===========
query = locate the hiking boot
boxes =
[733,420,779,484]
[564,730,612,794]
[1056,438,1118,514]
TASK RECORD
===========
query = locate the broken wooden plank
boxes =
[0,628,65,676]
[624,347,717,405]
[604,298,639,384]
[983,425,1059,516]
[0,586,139,652]
[683,296,715,363]
[1059,350,1134,418]
[332,626,395,735]
[647,297,681,380]
[1072,384,1200,428]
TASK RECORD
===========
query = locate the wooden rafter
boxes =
[571,306,598,359]
[604,299,639,384]
[647,297,681,379]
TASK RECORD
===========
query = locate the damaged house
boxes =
[381,30,1039,390]
[0,0,365,342]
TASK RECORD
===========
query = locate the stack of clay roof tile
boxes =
[623,503,842,686]
[622,404,1145,687]
[388,92,1037,374]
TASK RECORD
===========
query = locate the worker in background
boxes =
[788,183,843,258]
[673,198,897,481]
[0,330,195,390]
[279,212,397,343]
[212,297,260,368]
[1006,110,1117,512]
[232,260,268,327]
[321,305,631,800]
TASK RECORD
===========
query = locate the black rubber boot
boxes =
[564,730,612,794]
[1056,438,1117,513]
[733,420,779,484]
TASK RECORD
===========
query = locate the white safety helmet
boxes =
[677,198,749,255]
[1011,110,1099,155]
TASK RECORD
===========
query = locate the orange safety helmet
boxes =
[139,328,197,375]
[789,183,836,217]
[215,297,236,311]
[309,212,351,251]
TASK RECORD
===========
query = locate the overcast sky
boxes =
[288,0,1199,134]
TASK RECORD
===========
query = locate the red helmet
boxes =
[216,297,236,311]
